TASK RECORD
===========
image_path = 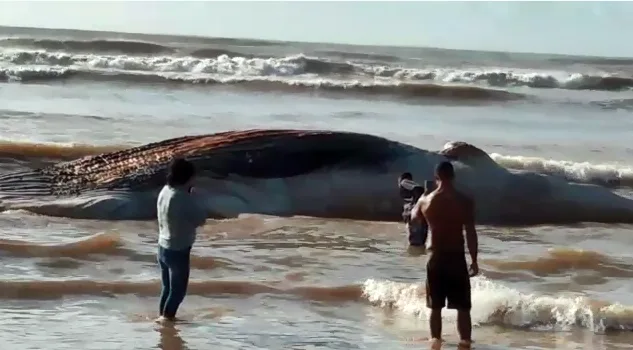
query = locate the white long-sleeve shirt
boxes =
[157,185,208,251]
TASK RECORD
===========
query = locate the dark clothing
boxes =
[425,252,471,310]
[407,222,428,247]
[399,179,424,223]
[158,245,192,318]
[402,202,414,224]
[399,178,430,246]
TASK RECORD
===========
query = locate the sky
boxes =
[1,1,633,57]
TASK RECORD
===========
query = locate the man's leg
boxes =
[158,248,171,316]
[429,308,442,339]
[457,309,472,343]
[426,261,445,341]
[447,257,472,344]
[163,249,191,320]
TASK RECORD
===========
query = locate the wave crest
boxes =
[0,231,234,270]
[363,276,633,333]
[0,278,364,303]
[0,38,174,55]
[484,248,633,277]
[0,140,122,162]
[0,232,121,257]
[0,67,522,102]
[2,274,631,332]
[1,49,632,92]
[491,153,633,188]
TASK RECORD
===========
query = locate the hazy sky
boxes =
[1,1,632,57]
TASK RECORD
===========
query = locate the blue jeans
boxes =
[158,246,191,318]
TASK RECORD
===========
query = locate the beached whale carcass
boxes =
[0,129,631,225]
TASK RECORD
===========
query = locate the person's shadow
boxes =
[157,322,188,350]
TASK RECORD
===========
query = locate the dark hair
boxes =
[435,161,454,181]
[399,172,413,182]
[166,158,196,187]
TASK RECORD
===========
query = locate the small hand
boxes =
[468,262,479,277]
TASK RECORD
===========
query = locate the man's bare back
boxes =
[419,188,473,254]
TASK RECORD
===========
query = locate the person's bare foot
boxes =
[430,337,443,349]
[458,339,472,349]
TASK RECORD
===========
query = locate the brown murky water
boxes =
[2,208,633,350]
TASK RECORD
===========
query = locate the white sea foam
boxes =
[362,276,633,333]
[491,153,633,188]
[1,49,631,91]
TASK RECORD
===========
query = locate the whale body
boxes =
[0,129,631,225]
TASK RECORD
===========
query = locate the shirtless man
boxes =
[411,161,479,347]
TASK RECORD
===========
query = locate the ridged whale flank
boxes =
[0,129,632,225]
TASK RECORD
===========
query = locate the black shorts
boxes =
[425,252,471,310]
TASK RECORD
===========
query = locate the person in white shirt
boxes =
[156,158,208,322]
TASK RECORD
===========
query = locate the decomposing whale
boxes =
[0,129,632,225]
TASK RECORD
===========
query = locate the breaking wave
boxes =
[363,276,633,333]
[0,274,631,332]
[0,48,632,93]
[0,69,522,103]
[491,153,633,188]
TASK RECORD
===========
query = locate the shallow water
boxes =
[2,212,633,350]
[2,26,633,350]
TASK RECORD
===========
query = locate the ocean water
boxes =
[1,26,633,350]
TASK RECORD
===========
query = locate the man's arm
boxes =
[464,197,478,265]
[410,196,425,223]
[179,192,208,228]
[190,198,208,228]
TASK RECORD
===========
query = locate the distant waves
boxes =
[1,48,633,90]
[1,35,633,104]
